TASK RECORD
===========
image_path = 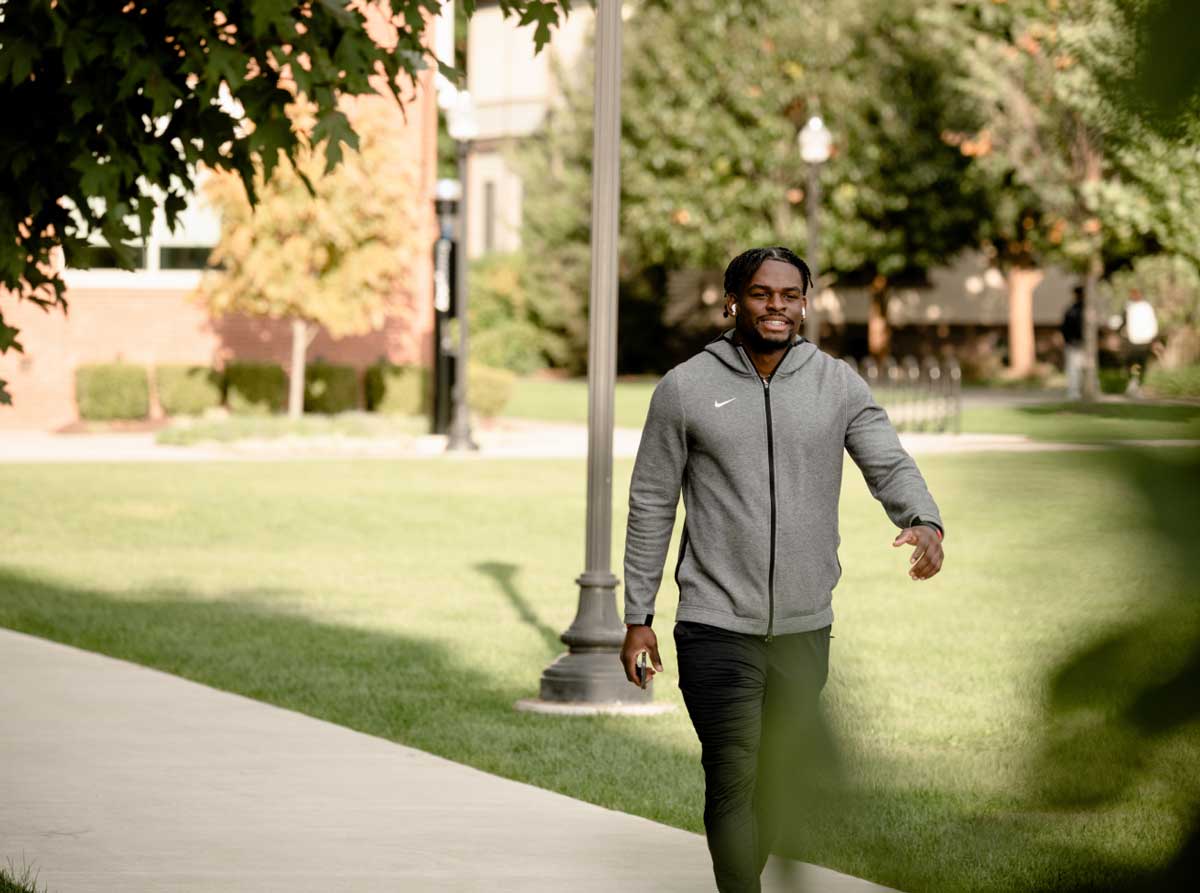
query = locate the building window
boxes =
[66,243,147,270]
[160,246,215,270]
[484,180,496,254]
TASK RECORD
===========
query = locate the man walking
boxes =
[1061,285,1086,400]
[619,246,944,892]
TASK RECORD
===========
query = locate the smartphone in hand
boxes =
[635,650,649,688]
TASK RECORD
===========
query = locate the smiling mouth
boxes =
[759,318,791,329]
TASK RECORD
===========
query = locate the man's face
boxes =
[726,259,807,352]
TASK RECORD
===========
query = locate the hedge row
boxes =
[157,365,223,416]
[75,363,150,421]
[74,361,514,421]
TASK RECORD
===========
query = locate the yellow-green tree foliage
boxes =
[198,97,424,339]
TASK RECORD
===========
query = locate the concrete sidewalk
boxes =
[0,629,897,892]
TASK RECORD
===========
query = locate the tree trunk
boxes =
[1072,112,1104,402]
[1081,253,1102,402]
[288,318,312,419]
[1007,267,1043,377]
[868,287,890,359]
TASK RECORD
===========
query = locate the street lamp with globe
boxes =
[798,115,832,346]
[431,178,461,434]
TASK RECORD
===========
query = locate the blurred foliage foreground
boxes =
[0,449,1198,891]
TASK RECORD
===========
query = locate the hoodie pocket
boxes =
[774,525,840,618]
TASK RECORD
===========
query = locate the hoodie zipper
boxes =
[738,339,794,643]
[762,374,777,642]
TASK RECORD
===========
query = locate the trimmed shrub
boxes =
[365,362,430,415]
[472,320,550,374]
[469,253,564,373]
[469,363,515,418]
[156,365,222,416]
[75,363,150,421]
[1146,364,1200,398]
[225,362,287,415]
[304,362,359,414]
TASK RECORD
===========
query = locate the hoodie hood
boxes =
[703,327,820,378]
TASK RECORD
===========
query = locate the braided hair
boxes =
[723,246,813,298]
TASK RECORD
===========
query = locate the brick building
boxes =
[1,77,439,432]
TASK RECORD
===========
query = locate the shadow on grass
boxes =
[1020,449,1200,891]
[0,568,702,835]
[787,448,1200,888]
[773,448,1200,892]
[0,567,1175,893]
[1017,402,1200,423]
[767,732,1155,893]
[474,560,564,654]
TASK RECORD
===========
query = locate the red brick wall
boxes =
[0,281,432,430]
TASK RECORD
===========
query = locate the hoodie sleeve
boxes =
[843,369,943,533]
[623,369,687,625]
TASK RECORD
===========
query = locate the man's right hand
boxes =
[620,625,664,689]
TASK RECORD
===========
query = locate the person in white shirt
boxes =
[1123,288,1159,396]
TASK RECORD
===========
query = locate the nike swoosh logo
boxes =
[715,398,736,408]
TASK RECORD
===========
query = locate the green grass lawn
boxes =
[959,400,1200,442]
[501,376,659,428]
[2,450,1198,891]
[503,376,1200,442]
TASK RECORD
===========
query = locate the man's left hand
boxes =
[892,527,943,581]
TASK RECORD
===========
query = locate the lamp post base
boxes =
[536,649,653,704]
[445,430,478,452]
[446,405,477,451]
[528,570,654,706]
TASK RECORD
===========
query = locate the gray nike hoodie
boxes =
[622,328,943,638]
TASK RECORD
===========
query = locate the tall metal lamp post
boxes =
[446,91,479,452]
[517,0,662,714]
[432,179,460,434]
[799,115,832,347]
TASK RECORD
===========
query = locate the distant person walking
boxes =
[1061,285,1086,400]
[619,246,945,893]
[1123,288,1159,396]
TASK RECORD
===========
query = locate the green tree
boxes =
[1115,0,1200,141]
[922,0,1200,390]
[0,0,569,404]
[522,0,992,366]
[198,99,423,418]
[518,72,594,374]
[468,253,571,373]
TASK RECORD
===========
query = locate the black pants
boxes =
[674,619,833,893]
